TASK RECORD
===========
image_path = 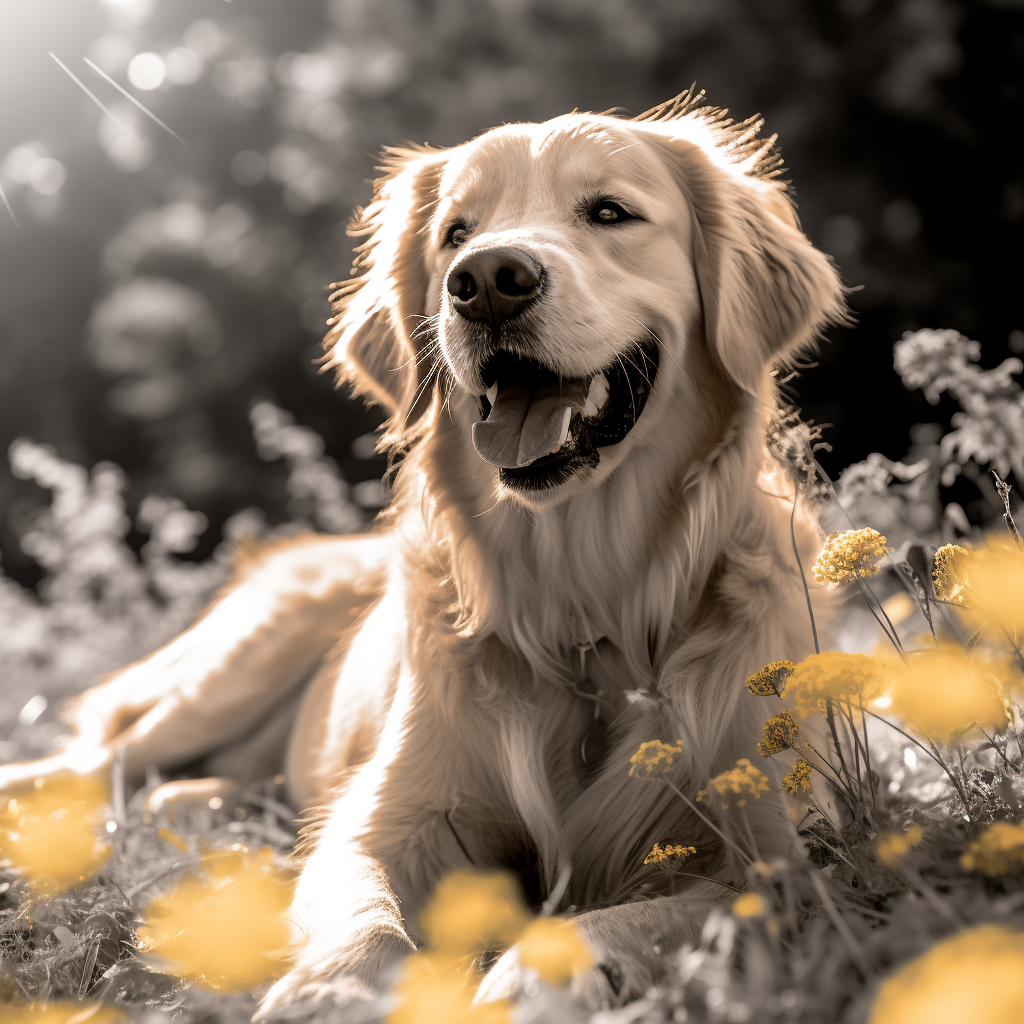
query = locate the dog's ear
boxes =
[644,123,844,395]
[324,146,448,435]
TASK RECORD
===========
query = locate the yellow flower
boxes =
[643,843,697,866]
[812,528,887,585]
[867,925,1024,1024]
[0,776,111,892]
[2,1005,125,1024]
[389,953,511,1024]
[884,642,1009,742]
[781,758,814,800]
[876,823,923,866]
[960,821,1024,876]
[518,918,593,986]
[420,871,529,954]
[137,848,294,992]
[932,543,970,604]
[628,740,683,780]
[697,759,771,810]
[757,711,799,757]
[731,893,766,918]
[957,535,1024,644]
[744,660,795,696]
[781,651,884,718]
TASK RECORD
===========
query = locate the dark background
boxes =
[1,0,1021,588]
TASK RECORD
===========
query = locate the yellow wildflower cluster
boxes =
[932,543,970,604]
[744,660,795,696]
[781,758,814,800]
[868,925,1024,1024]
[757,711,799,757]
[517,918,593,986]
[421,871,529,953]
[780,651,883,718]
[4,1005,125,1024]
[391,871,593,1022]
[884,642,1009,742]
[960,820,1024,876]
[643,843,697,866]
[731,892,766,918]
[697,759,771,810]
[876,823,923,866]
[0,776,112,892]
[628,740,683,780]
[137,847,294,992]
[390,954,512,1024]
[957,536,1024,644]
[930,536,1024,646]
[812,528,887,584]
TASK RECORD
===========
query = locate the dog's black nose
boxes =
[447,247,543,326]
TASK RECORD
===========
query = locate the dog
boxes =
[0,89,844,1014]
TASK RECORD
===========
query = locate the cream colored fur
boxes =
[0,92,844,1017]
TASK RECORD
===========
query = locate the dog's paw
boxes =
[255,968,373,1022]
[570,955,652,1009]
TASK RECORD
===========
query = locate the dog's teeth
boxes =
[551,406,573,453]
[583,373,609,418]
[485,384,497,406]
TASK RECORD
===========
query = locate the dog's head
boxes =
[325,90,843,509]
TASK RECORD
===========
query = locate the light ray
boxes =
[84,58,185,145]
[49,52,128,130]
[0,180,18,228]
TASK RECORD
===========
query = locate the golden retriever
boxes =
[0,89,843,1014]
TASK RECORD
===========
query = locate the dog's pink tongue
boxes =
[473,379,588,468]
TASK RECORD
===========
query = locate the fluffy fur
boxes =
[0,89,844,1015]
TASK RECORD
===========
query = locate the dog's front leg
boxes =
[479,879,729,1009]
[259,819,416,1017]
[258,748,472,1018]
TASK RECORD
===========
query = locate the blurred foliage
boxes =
[0,0,1021,587]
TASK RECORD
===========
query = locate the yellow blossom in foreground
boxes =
[884,643,1009,742]
[960,820,1024,875]
[876,823,923,866]
[420,871,529,954]
[731,893,766,918]
[518,917,593,986]
[781,651,884,719]
[697,759,771,810]
[812,528,887,585]
[744,660,795,696]
[628,740,683,780]
[0,777,111,892]
[867,925,1024,1024]
[958,535,1024,644]
[932,543,970,605]
[757,711,799,757]
[137,848,294,992]
[389,953,511,1024]
[643,843,697,866]
[781,758,814,801]
[3,1004,125,1024]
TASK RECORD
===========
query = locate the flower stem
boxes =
[662,777,754,865]
[789,490,819,655]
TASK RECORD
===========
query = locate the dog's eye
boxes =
[589,201,632,225]
[446,224,469,247]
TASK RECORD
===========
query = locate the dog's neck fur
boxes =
[389,384,796,692]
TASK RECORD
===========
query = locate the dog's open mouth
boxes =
[471,342,659,490]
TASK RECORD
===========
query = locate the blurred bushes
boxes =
[0,0,1021,585]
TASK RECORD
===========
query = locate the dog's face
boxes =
[327,96,843,509]
[425,118,698,500]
